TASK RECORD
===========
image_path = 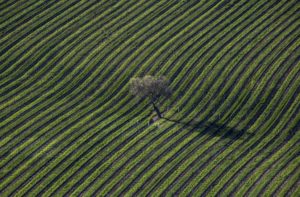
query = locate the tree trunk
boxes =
[151,101,162,118]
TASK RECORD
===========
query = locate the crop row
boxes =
[0,0,299,196]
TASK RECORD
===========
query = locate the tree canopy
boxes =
[129,75,172,118]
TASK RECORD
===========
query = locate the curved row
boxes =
[0,0,299,196]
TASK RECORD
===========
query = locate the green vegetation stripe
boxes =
[0,0,299,196]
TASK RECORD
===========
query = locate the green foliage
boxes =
[0,0,299,196]
[129,75,171,100]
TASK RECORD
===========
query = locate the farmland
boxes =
[0,0,299,196]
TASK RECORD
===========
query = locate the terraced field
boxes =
[0,0,299,196]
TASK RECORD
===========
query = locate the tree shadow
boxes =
[162,117,254,141]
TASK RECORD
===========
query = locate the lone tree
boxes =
[129,75,172,118]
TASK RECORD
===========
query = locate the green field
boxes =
[0,0,299,196]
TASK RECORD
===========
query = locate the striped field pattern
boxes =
[0,0,299,196]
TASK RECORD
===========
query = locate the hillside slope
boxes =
[0,0,299,196]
